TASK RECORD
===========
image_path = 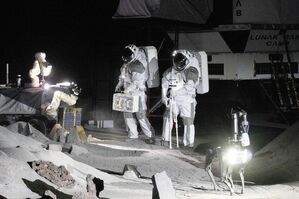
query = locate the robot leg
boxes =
[223,176,235,195]
[224,166,235,196]
[239,167,245,194]
[205,149,221,191]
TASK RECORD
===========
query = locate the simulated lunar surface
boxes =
[1,121,299,199]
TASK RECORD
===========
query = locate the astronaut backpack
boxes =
[140,46,160,88]
[191,51,209,94]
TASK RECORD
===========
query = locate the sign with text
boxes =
[245,30,299,52]
[233,0,299,24]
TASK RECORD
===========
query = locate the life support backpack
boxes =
[191,51,209,94]
[139,46,160,88]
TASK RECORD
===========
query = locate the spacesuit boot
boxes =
[45,91,78,118]
[136,112,154,138]
[138,116,155,144]
[183,124,195,147]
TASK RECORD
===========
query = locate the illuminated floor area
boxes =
[1,121,299,199]
[71,124,299,198]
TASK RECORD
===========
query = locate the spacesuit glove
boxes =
[115,82,123,93]
[125,90,134,96]
[136,84,146,92]
[115,85,122,93]
[125,84,137,94]
[162,97,169,107]
[40,79,46,87]
[185,80,195,90]
[185,80,196,96]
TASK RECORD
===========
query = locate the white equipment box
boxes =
[112,93,139,113]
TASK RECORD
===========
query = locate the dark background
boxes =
[0,0,288,148]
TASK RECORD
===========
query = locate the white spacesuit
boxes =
[45,90,78,119]
[162,50,200,147]
[115,44,155,142]
[29,52,52,88]
[28,52,79,119]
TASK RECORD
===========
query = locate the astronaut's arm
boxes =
[115,66,125,92]
[161,77,169,99]
[115,79,124,92]
[128,72,146,91]
[125,60,146,93]
[184,66,199,94]
[115,75,125,92]
[41,62,52,77]
[29,61,41,78]
[161,70,170,104]
[29,61,41,87]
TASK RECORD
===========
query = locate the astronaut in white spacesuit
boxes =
[29,52,52,88]
[115,44,155,143]
[29,52,79,119]
[45,84,80,119]
[161,50,200,147]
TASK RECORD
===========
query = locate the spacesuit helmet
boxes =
[35,52,46,62]
[172,50,189,71]
[121,44,139,64]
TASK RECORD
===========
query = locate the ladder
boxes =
[269,53,299,112]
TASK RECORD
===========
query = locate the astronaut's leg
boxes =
[124,112,138,139]
[182,121,195,147]
[136,112,154,138]
[45,91,78,118]
[162,109,173,142]
[181,101,196,147]
[130,93,154,141]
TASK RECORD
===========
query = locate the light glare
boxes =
[44,83,50,90]
[223,147,252,165]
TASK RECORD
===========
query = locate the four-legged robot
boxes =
[205,107,252,195]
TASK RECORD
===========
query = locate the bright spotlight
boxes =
[44,83,50,90]
[57,81,71,87]
[223,147,252,165]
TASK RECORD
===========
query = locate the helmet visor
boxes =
[173,52,187,71]
[122,48,134,63]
